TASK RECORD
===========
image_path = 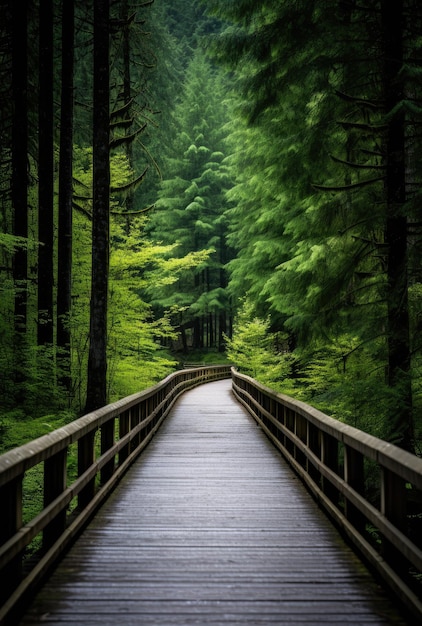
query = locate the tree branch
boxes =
[110,166,149,194]
[335,89,383,109]
[330,154,385,170]
[109,123,147,149]
[312,176,385,192]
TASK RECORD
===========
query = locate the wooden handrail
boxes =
[231,368,422,622]
[0,365,231,626]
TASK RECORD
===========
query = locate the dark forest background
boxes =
[1,0,422,456]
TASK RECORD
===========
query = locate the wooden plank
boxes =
[19,380,407,625]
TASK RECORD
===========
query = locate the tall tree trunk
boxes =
[381,0,414,451]
[121,0,134,229]
[85,0,110,413]
[37,0,55,347]
[57,0,75,393]
[12,0,28,395]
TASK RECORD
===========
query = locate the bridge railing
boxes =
[232,368,422,621]
[0,365,231,625]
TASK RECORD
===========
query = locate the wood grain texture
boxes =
[19,380,408,625]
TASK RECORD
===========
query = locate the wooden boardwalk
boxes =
[19,380,408,625]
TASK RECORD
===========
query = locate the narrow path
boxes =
[20,380,407,625]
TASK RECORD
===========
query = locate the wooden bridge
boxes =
[1,367,421,625]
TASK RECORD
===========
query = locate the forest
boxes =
[0,0,422,458]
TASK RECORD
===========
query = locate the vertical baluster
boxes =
[286,408,295,456]
[281,405,287,448]
[43,449,67,549]
[344,445,365,533]
[294,413,306,467]
[307,422,321,485]
[78,431,96,508]
[274,401,281,444]
[119,409,131,465]
[0,477,23,602]
[101,418,115,484]
[381,467,407,571]
[321,432,339,505]
[130,403,140,452]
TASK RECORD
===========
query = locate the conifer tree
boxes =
[149,48,233,351]
[208,0,422,449]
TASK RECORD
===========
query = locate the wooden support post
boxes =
[307,422,321,485]
[381,468,408,571]
[0,477,23,602]
[130,404,141,452]
[101,418,115,484]
[43,449,67,549]
[78,431,95,509]
[344,445,366,533]
[119,409,131,465]
[294,414,307,468]
[321,433,339,505]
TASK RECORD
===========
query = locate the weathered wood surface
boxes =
[19,380,408,625]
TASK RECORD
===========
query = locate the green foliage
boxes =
[1,1,225,452]
[0,233,31,253]
[225,299,293,386]
[181,348,231,367]
[71,149,213,408]
[292,337,391,436]
[148,46,234,350]
[0,409,75,455]
[108,218,213,399]
[2,0,422,458]
[206,0,422,451]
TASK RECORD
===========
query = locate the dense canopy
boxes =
[1,0,422,455]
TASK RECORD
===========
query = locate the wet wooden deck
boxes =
[19,380,408,625]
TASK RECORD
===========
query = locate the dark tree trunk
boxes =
[57,0,75,393]
[218,310,227,352]
[218,238,228,350]
[85,0,110,413]
[193,318,201,349]
[12,0,28,401]
[121,0,134,212]
[12,0,28,336]
[37,0,55,346]
[381,0,414,451]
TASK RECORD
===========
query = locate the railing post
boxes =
[131,404,141,452]
[295,413,307,468]
[321,432,339,505]
[0,477,23,603]
[101,418,115,484]
[285,408,295,456]
[140,399,150,442]
[43,449,67,549]
[344,445,365,533]
[119,409,131,465]
[307,422,321,485]
[78,431,96,509]
[381,467,408,570]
